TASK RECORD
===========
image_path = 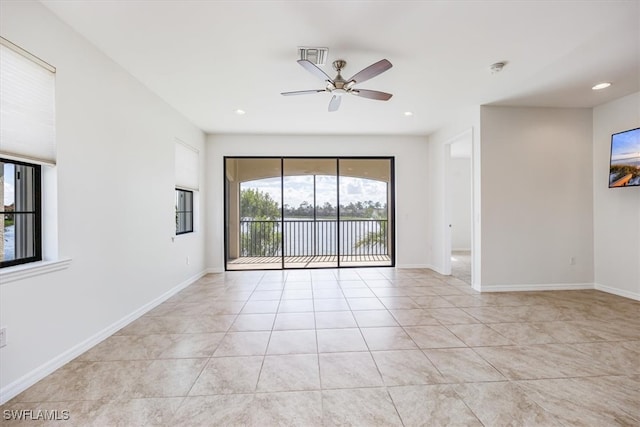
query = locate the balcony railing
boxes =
[240,219,388,257]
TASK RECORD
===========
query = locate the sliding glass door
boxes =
[224,157,394,270]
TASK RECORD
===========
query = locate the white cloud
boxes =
[242,174,386,208]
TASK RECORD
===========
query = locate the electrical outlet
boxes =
[0,327,7,348]
[186,256,190,265]
[569,256,576,265]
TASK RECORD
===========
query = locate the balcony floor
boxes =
[227,255,392,270]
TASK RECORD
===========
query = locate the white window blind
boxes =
[175,139,199,190]
[0,38,56,165]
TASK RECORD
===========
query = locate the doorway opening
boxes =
[444,131,473,285]
[224,157,395,270]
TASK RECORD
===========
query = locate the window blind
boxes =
[175,139,199,190]
[0,38,56,165]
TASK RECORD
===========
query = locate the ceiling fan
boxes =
[281,58,393,112]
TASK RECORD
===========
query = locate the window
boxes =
[176,189,193,235]
[1,158,41,267]
[1,37,55,270]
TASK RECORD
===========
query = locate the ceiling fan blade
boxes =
[351,89,393,101]
[297,59,334,83]
[281,89,326,96]
[347,59,392,84]
[328,94,342,112]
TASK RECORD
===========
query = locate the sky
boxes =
[3,163,14,206]
[242,175,387,208]
[611,128,640,160]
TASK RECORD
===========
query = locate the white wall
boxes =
[0,1,206,402]
[205,134,429,271]
[480,106,593,289]
[593,92,640,300]
[450,157,472,250]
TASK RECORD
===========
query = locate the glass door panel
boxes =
[283,158,337,268]
[225,158,282,270]
[338,159,393,267]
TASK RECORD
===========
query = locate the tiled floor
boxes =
[3,268,640,426]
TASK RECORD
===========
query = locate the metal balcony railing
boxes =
[239,219,388,257]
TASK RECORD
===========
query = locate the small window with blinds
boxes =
[0,38,55,268]
[174,139,198,235]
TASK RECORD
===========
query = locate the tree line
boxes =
[241,188,386,220]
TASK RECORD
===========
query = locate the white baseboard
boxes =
[205,267,225,274]
[0,270,207,405]
[480,282,594,293]
[396,264,432,270]
[594,283,640,301]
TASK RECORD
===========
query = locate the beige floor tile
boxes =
[281,289,313,299]
[76,335,171,361]
[213,331,270,356]
[352,309,399,327]
[473,344,619,380]
[445,324,512,347]
[267,329,317,355]
[372,350,444,386]
[132,358,206,397]
[346,297,386,310]
[115,315,190,335]
[229,313,276,331]
[389,309,441,326]
[314,311,357,329]
[313,298,350,311]
[322,388,403,426]
[250,391,323,426]
[158,333,225,358]
[360,327,417,351]
[319,352,384,389]
[94,397,183,426]
[277,299,314,313]
[404,326,467,349]
[486,322,557,344]
[273,312,315,330]
[6,269,638,426]
[171,394,254,426]
[256,354,320,392]
[181,314,236,333]
[316,328,368,353]
[423,348,506,383]
[453,381,565,426]
[515,376,640,425]
[189,356,263,395]
[379,296,421,310]
[422,308,480,324]
[388,385,482,426]
[240,300,280,313]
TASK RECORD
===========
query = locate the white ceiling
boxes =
[41,0,639,136]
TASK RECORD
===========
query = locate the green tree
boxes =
[354,220,388,252]
[240,188,281,256]
[240,188,280,219]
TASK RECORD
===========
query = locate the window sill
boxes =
[0,258,72,285]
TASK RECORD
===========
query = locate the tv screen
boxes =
[609,127,640,188]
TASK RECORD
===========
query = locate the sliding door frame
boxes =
[223,156,395,271]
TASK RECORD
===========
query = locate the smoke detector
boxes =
[298,47,328,66]
[489,62,506,74]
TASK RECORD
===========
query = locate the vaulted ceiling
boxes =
[41,0,639,135]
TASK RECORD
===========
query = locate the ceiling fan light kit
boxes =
[282,56,393,112]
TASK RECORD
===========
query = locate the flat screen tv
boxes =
[609,127,640,188]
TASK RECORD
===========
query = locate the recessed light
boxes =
[234,109,246,115]
[592,82,611,90]
[404,111,413,116]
